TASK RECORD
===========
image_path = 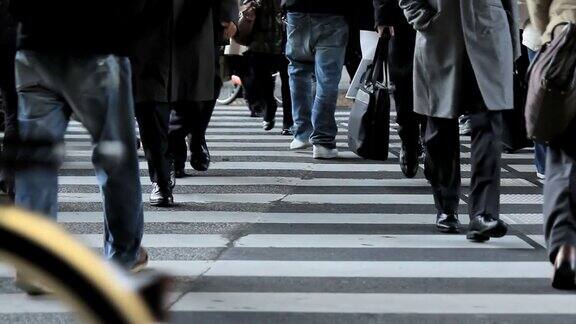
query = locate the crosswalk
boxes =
[1,105,566,323]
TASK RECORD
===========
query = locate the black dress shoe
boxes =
[436,213,460,233]
[263,120,275,131]
[190,139,210,172]
[552,245,576,290]
[466,215,508,242]
[150,183,174,207]
[399,145,419,179]
[281,128,293,136]
[173,168,188,179]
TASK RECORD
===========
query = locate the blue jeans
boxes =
[14,50,144,268]
[528,48,547,175]
[286,13,349,149]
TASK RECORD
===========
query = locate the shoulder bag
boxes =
[347,33,392,161]
[525,23,576,143]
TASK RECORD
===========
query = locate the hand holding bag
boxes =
[234,0,261,46]
[525,23,576,143]
[347,33,392,161]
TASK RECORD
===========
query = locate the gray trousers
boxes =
[544,122,576,263]
[14,50,144,268]
[424,111,503,219]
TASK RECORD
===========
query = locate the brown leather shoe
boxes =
[552,245,576,290]
[130,247,149,273]
[15,271,52,296]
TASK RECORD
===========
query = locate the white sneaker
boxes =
[290,138,312,150]
[537,172,546,180]
[313,145,338,159]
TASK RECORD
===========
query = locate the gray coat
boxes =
[398,0,521,119]
[132,0,238,104]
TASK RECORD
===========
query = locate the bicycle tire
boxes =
[217,83,242,105]
[0,207,156,324]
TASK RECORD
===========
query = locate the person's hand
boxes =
[377,25,394,37]
[222,21,238,39]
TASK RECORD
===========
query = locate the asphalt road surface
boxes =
[1,104,572,324]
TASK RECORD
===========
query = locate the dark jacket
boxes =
[249,0,284,54]
[373,0,409,27]
[8,0,146,56]
[132,0,239,103]
[281,0,350,16]
[0,0,15,45]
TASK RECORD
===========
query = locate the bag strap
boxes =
[365,31,391,88]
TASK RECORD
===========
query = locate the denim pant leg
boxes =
[286,13,314,142]
[62,55,144,268]
[310,15,348,149]
[535,143,547,175]
[14,52,69,219]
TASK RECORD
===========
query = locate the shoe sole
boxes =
[466,232,491,242]
[150,198,174,207]
[290,145,312,150]
[130,256,149,274]
[436,224,460,234]
[313,155,338,159]
[467,221,508,242]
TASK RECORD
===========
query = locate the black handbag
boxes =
[347,33,392,161]
[501,45,533,153]
[525,23,576,143]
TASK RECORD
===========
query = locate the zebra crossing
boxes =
[1,104,570,324]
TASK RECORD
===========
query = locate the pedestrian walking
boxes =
[243,0,293,135]
[373,0,425,178]
[526,0,576,290]
[9,0,149,289]
[399,0,521,239]
[283,0,350,159]
[132,0,238,206]
[167,0,239,177]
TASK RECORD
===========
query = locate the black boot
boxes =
[150,183,174,207]
[467,215,508,242]
[190,138,210,172]
[399,144,419,178]
[435,213,460,233]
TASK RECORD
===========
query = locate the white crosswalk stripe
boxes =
[2,105,552,322]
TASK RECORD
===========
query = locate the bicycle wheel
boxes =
[0,207,158,323]
[217,80,242,105]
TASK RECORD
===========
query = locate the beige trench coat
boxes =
[527,0,576,43]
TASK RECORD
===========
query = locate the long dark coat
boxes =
[132,0,238,104]
[399,0,521,119]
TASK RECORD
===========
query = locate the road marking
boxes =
[172,293,576,314]
[233,234,531,249]
[57,176,535,187]
[56,211,540,225]
[147,260,550,278]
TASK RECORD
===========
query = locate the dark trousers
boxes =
[135,102,172,187]
[544,120,576,262]
[424,111,503,219]
[0,41,17,195]
[389,25,424,149]
[345,27,362,79]
[246,52,293,129]
[169,100,215,171]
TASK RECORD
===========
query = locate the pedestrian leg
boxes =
[310,15,348,150]
[63,55,144,268]
[134,102,171,187]
[424,116,461,217]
